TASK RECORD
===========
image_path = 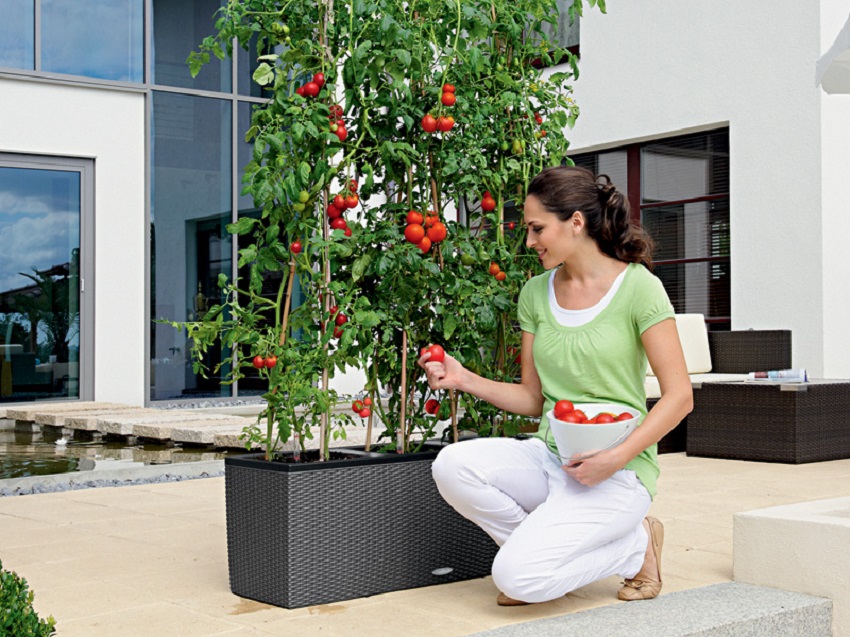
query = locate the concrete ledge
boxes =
[468,582,830,637]
[735,496,850,637]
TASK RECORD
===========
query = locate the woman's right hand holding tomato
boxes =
[418,349,468,392]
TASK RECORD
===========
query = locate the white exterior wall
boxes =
[561,0,850,378]
[0,78,147,405]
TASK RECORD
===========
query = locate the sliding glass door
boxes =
[0,154,93,402]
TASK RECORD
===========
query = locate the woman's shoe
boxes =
[618,516,663,601]
[496,591,531,606]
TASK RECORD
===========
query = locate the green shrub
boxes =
[0,559,56,637]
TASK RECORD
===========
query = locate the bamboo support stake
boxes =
[398,330,408,454]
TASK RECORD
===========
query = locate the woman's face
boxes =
[523,194,580,269]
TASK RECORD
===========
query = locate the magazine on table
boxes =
[745,368,808,383]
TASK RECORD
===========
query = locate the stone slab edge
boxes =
[466,582,831,637]
[0,460,225,497]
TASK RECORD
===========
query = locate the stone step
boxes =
[467,582,831,637]
[5,402,136,421]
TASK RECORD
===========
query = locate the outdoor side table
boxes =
[686,380,850,463]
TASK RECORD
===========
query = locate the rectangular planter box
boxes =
[224,447,498,608]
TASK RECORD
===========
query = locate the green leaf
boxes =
[393,49,411,66]
[352,254,372,282]
[227,216,258,236]
[252,62,275,86]
[298,162,311,188]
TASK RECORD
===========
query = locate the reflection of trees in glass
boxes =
[5,251,79,362]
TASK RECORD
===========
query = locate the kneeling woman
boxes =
[419,166,692,606]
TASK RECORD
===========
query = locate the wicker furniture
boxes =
[687,380,850,463]
[654,329,792,454]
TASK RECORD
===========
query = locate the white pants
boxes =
[432,437,652,603]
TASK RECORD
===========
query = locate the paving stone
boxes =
[65,410,160,431]
[95,412,237,436]
[35,408,158,427]
[170,420,254,445]
[5,402,136,421]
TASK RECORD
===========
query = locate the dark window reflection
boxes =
[151,92,232,401]
[153,0,230,92]
[0,167,81,402]
[42,0,143,82]
[0,0,34,70]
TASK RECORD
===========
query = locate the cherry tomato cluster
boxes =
[328,305,349,339]
[553,399,634,425]
[327,180,359,237]
[403,210,447,254]
[294,72,325,99]
[351,396,373,418]
[252,355,277,369]
[327,103,348,142]
[488,262,507,282]
[533,112,547,139]
[421,84,457,134]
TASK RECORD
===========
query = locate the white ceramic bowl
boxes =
[545,403,640,461]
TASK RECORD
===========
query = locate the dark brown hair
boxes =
[526,165,654,268]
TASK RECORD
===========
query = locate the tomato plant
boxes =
[176,0,604,458]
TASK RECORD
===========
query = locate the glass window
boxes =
[41,0,144,82]
[153,0,231,92]
[151,92,232,401]
[0,166,81,401]
[0,0,34,70]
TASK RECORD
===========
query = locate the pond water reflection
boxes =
[0,419,236,480]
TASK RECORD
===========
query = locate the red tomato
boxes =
[442,83,456,93]
[329,104,343,118]
[417,236,432,253]
[264,355,277,368]
[327,203,343,218]
[483,191,491,198]
[352,400,364,412]
[425,398,440,414]
[313,72,325,88]
[596,413,616,424]
[334,126,348,142]
[345,194,359,209]
[363,397,372,406]
[252,356,265,369]
[427,344,445,363]
[348,179,358,192]
[573,409,587,422]
[425,214,440,227]
[617,412,634,421]
[585,416,598,424]
[436,116,455,132]
[481,196,497,212]
[303,81,320,97]
[507,222,516,230]
[495,271,506,281]
[295,85,305,96]
[329,305,338,316]
[335,312,348,326]
[406,210,424,225]
[488,262,501,276]
[330,217,347,230]
[343,227,352,237]
[560,412,583,424]
[553,399,575,420]
[290,241,302,255]
[333,194,345,209]
[421,114,438,133]
[333,325,344,338]
[441,92,456,106]
[404,223,425,244]
[427,221,447,244]
[359,407,371,418]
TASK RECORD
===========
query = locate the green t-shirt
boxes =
[517,262,675,499]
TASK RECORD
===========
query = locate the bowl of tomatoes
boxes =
[545,400,640,461]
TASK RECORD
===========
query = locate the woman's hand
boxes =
[417,351,468,392]
[561,447,625,487]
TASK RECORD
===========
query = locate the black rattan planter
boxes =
[224,446,498,609]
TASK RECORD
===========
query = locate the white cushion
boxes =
[647,314,712,376]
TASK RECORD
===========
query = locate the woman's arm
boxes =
[564,317,693,486]
[419,331,545,418]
